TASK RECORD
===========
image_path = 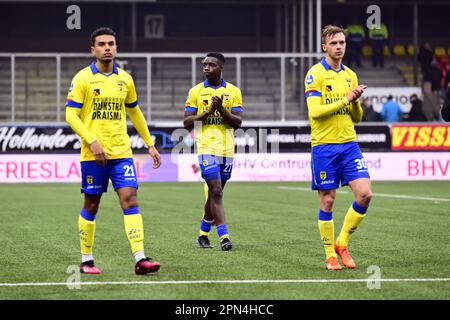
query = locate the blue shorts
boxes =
[80,158,138,194]
[198,154,233,182]
[311,141,370,190]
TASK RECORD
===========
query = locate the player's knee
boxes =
[122,194,138,209]
[209,186,223,202]
[321,195,335,211]
[84,203,100,214]
[358,190,372,205]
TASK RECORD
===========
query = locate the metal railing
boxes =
[0,52,323,124]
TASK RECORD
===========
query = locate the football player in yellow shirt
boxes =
[305,25,372,270]
[183,53,243,251]
[66,27,161,275]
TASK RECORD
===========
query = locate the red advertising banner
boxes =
[391,124,450,151]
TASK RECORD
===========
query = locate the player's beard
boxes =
[98,56,114,64]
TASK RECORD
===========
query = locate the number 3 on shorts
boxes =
[354,158,367,170]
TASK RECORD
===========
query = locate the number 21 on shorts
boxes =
[123,165,136,177]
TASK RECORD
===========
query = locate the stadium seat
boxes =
[393,44,406,57]
[362,44,372,57]
[407,44,415,56]
[447,47,450,56]
[383,45,391,57]
[435,47,446,57]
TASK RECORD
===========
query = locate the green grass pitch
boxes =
[0,181,449,299]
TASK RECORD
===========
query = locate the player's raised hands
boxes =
[211,95,223,111]
[347,84,367,103]
[148,145,162,169]
[90,140,108,166]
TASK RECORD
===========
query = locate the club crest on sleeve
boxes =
[87,176,93,184]
[202,160,209,166]
[305,74,314,85]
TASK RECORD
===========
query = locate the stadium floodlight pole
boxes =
[281,56,286,122]
[236,55,241,89]
[300,0,305,53]
[147,55,151,123]
[292,0,297,54]
[11,54,15,122]
[299,0,306,115]
[56,55,61,122]
[131,2,137,52]
[308,0,313,67]
[276,4,282,52]
[413,2,419,86]
[191,56,196,87]
[316,0,322,55]
[284,2,289,52]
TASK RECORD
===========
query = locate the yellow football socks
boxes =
[79,209,96,256]
[318,209,336,260]
[123,207,144,254]
[336,201,368,247]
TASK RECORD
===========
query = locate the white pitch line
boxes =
[277,186,450,202]
[1,278,450,287]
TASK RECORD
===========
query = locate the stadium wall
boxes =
[1,124,449,183]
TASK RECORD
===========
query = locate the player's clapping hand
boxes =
[90,140,108,166]
[211,95,223,112]
[347,84,367,103]
[148,145,162,169]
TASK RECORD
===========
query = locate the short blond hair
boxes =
[321,25,347,44]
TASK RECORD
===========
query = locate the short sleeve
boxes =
[231,88,243,113]
[304,68,322,99]
[185,88,198,113]
[125,77,139,108]
[66,73,85,108]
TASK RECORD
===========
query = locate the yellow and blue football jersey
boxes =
[185,79,243,157]
[66,62,149,161]
[305,58,363,146]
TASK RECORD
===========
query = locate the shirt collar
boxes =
[204,79,227,89]
[321,58,345,73]
[90,62,119,75]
